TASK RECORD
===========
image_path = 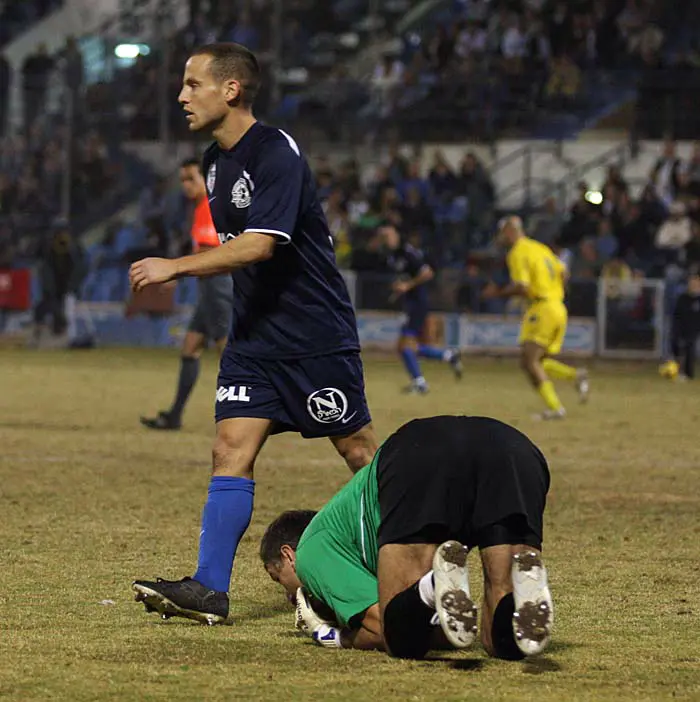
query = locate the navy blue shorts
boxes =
[215,349,372,438]
[401,306,429,337]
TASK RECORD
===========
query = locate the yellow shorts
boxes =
[518,300,568,356]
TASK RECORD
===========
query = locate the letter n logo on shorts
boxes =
[306,387,348,424]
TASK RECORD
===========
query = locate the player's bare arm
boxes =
[296,588,383,651]
[129,232,276,291]
[340,604,384,651]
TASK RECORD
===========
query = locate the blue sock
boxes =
[193,476,255,593]
[400,347,422,379]
[418,345,446,361]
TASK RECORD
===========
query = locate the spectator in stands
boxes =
[62,35,84,100]
[455,19,487,58]
[639,182,668,228]
[682,143,700,197]
[655,201,692,266]
[650,140,684,207]
[458,152,494,224]
[225,8,260,50]
[546,1,573,57]
[684,222,700,270]
[570,10,597,68]
[370,54,404,119]
[400,186,434,244]
[545,54,581,108]
[282,18,309,68]
[385,142,409,182]
[603,165,629,196]
[140,175,169,228]
[0,172,14,216]
[501,13,527,73]
[596,217,619,262]
[529,196,564,245]
[428,151,458,205]
[21,43,54,131]
[571,237,601,279]
[617,202,655,263]
[397,159,429,203]
[426,24,456,72]
[616,0,646,54]
[601,255,633,283]
[0,52,9,138]
[76,130,112,200]
[31,223,87,347]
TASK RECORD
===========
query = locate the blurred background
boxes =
[1,0,699,360]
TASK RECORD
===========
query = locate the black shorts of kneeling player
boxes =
[376,415,550,552]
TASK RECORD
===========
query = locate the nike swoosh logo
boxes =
[208,196,216,203]
[341,411,358,425]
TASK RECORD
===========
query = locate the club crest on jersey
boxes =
[306,387,348,424]
[206,163,216,194]
[231,170,254,208]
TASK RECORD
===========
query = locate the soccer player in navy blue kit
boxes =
[128,43,378,624]
[378,223,462,394]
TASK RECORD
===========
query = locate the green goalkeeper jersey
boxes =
[295,450,382,627]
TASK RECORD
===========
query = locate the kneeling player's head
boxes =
[260,510,317,601]
[178,42,260,132]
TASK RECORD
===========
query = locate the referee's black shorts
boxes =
[376,416,550,552]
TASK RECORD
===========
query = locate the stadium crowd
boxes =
[311,140,700,283]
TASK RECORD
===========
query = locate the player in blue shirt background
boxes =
[128,42,378,625]
[378,223,463,393]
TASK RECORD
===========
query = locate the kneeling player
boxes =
[261,416,553,659]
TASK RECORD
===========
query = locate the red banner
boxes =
[0,269,31,311]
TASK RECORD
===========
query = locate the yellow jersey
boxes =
[506,237,566,304]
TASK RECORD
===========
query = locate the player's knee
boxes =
[211,433,256,478]
[333,429,378,472]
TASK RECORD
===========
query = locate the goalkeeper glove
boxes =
[295,587,342,648]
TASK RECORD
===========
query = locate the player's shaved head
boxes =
[497,215,524,248]
[190,42,260,107]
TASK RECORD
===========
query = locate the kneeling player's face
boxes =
[265,558,302,605]
[178,55,229,132]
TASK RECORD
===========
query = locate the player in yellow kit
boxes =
[485,216,589,419]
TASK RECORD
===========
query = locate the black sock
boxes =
[383,581,435,659]
[169,357,200,421]
[492,593,525,660]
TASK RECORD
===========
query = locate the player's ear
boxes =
[224,79,241,105]
[280,544,296,568]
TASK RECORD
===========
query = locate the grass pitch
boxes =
[1,348,699,701]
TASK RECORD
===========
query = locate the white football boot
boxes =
[433,541,478,649]
[511,550,554,656]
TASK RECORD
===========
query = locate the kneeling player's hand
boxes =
[295,587,342,648]
[129,258,178,292]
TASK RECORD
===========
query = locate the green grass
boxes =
[1,349,699,701]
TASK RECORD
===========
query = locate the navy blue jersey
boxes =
[387,243,430,309]
[202,123,360,359]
